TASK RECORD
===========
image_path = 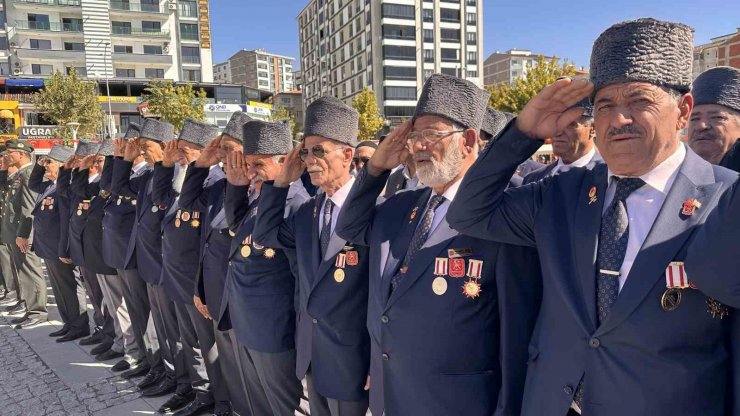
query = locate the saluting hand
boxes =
[516,77,594,140]
[63,155,76,170]
[274,143,305,188]
[224,151,251,186]
[123,140,140,162]
[162,141,180,167]
[367,120,412,175]
[79,154,95,169]
[113,138,126,157]
[194,137,221,168]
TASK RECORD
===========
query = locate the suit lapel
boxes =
[595,150,722,336]
[310,195,323,276]
[573,164,608,332]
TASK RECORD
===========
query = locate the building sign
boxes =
[248,101,273,110]
[245,105,272,119]
[98,96,140,104]
[204,104,244,113]
[20,125,60,139]
[198,0,211,49]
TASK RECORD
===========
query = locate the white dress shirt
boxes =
[604,144,686,291]
[131,160,148,178]
[402,166,421,191]
[88,173,100,184]
[552,147,596,174]
[427,178,462,234]
[318,176,356,236]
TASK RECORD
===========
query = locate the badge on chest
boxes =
[662,262,729,319]
[333,246,359,283]
[433,252,483,298]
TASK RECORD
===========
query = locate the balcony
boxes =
[13,0,81,9]
[112,52,172,65]
[110,27,170,39]
[109,1,167,18]
[14,20,83,33]
[16,48,85,61]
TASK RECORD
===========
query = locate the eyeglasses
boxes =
[299,145,343,161]
[407,129,464,145]
[92,158,105,165]
[352,156,370,164]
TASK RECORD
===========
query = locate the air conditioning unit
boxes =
[9,42,16,48]
[168,0,176,3]
[14,61,20,68]
[163,45,170,53]
[13,69,21,75]
[167,3,176,10]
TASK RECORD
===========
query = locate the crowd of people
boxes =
[0,16,738,416]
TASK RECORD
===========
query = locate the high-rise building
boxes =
[693,28,740,78]
[483,49,557,86]
[298,0,484,122]
[213,49,295,94]
[1,0,214,82]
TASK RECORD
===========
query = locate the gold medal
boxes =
[334,269,345,283]
[131,199,136,206]
[241,245,251,258]
[264,248,276,259]
[191,219,200,228]
[661,288,682,312]
[175,219,181,228]
[462,279,482,299]
[229,230,236,237]
[707,298,730,319]
[181,211,191,221]
[432,277,448,296]
[76,209,82,216]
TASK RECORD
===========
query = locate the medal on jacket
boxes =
[588,186,597,205]
[191,212,200,228]
[175,210,182,228]
[116,196,122,205]
[662,262,690,312]
[76,202,83,216]
[264,248,276,259]
[681,199,701,217]
[409,207,419,223]
[334,253,347,282]
[449,258,465,278]
[463,259,483,299]
[346,251,358,266]
[706,298,729,319]
[241,235,252,258]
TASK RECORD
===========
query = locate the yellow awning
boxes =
[0,109,14,119]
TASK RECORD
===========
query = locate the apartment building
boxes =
[214,48,295,94]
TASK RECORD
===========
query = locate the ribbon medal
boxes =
[449,258,465,278]
[334,253,347,282]
[462,259,483,299]
[434,258,449,276]
[662,262,690,312]
[191,212,200,228]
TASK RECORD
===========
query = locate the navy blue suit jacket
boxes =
[336,168,541,416]
[29,165,68,260]
[253,181,371,402]
[522,152,602,185]
[447,123,739,416]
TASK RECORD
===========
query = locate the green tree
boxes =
[352,87,385,141]
[32,69,103,142]
[143,81,207,130]
[273,106,297,138]
[488,56,577,113]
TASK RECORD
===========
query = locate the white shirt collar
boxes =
[557,147,596,169]
[88,173,100,183]
[432,177,462,203]
[326,176,355,211]
[132,160,148,174]
[607,144,686,194]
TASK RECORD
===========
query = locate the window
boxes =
[64,42,85,51]
[258,80,269,87]
[422,8,433,23]
[32,64,53,75]
[441,67,458,76]
[383,45,415,61]
[143,45,163,54]
[423,69,433,82]
[440,9,460,22]
[66,66,87,76]
[120,115,144,134]
[381,4,414,19]
[141,0,159,12]
[145,68,164,78]
[384,106,415,118]
[381,24,415,40]
[384,86,416,100]
[467,51,477,64]
[467,70,478,78]
[0,37,8,50]
[178,0,197,17]
[466,12,477,25]
[27,14,50,30]
[114,45,133,53]
[215,86,242,104]
[62,18,82,32]
[142,21,161,33]
[181,46,200,64]
[115,68,136,77]
[183,69,201,82]
[424,49,434,63]
[466,32,477,45]
[257,63,268,70]
[441,48,459,62]
[30,39,52,50]
[112,21,132,35]
[423,29,434,43]
[441,28,460,42]
[180,23,198,40]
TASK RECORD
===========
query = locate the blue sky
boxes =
[210,0,740,69]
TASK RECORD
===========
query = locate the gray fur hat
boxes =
[590,18,694,95]
[179,119,219,148]
[222,111,252,143]
[414,74,491,130]
[243,120,293,156]
[480,108,515,140]
[75,140,99,157]
[304,96,359,146]
[139,118,175,143]
[97,137,115,156]
[123,122,141,139]
[692,66,740,113]
[47,144,75,163]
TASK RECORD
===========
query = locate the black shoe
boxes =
[56,327,90,343]
[137,370,164,390]
[90,341,113,356]
[79,328,106,346]
[111,359,132,372]
[212,401,232,416]
[95,349,124,361]
[141,374,177,397]
[172,396,215,416]
[121,360,150,379]
[5,302,25,314]
[49,325,70,337]
[158,390,196,413]
[14,317,46,329]
[10,313,30,325]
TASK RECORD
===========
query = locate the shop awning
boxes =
[0,110,14,119]
[6,78,44,88]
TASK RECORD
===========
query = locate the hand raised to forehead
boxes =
[274,142,305,188]
[123,139,140,162]
[195,136,221,168]
[368,120,411,175]
[224,150,251,186]
[162,140,180,167]
[516,78,594,140]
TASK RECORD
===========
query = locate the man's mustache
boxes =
[607,125,643,139]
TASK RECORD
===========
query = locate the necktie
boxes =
[574,176,645,411]
[390,195,446,292]
[320,198,333,257]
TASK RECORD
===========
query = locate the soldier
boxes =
[0,145,21,309]
[253,96,370,416]
[447,18,739,416]
[179,111,252,416]
[152,119,229,416]
[2,139,48,329]
[220,120,310,415]
[335,74,541,415]
[30,144,89,341]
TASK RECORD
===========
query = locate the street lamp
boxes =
[98,41,114,137]
[67,121,81,144]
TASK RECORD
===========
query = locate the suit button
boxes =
[589,338,601,348]
[312,318,318,324]
[380,315,389,324]
[382,353,389,361]
[563,385,574,396]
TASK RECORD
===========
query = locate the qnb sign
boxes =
[20,125,60,139]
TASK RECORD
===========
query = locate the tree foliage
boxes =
[273,106,297,138]
[143,81,207,131]
[352,87,385,141]
[32,69,103,141]
[488,56,577,113]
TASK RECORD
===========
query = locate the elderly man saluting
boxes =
[448,18,739,416]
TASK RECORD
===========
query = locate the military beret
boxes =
[179,118,219,148]
[4,139,33,153]
[356,141,378,150]
[124,122,141,139]
[304,96,359,147]
[692,66,740,113]
[414,74,491,130]
[75,140,99,157]
[47,144,75,163]
[243,120,293,156]
[480,108,515,141]
[222,111,252,143]
[139,118,175,143]
[590,18,694,95]
[97,136,115,156]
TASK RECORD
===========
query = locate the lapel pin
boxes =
[681,199,701,217]
[409,207,419,223]
[588,186,597,205]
